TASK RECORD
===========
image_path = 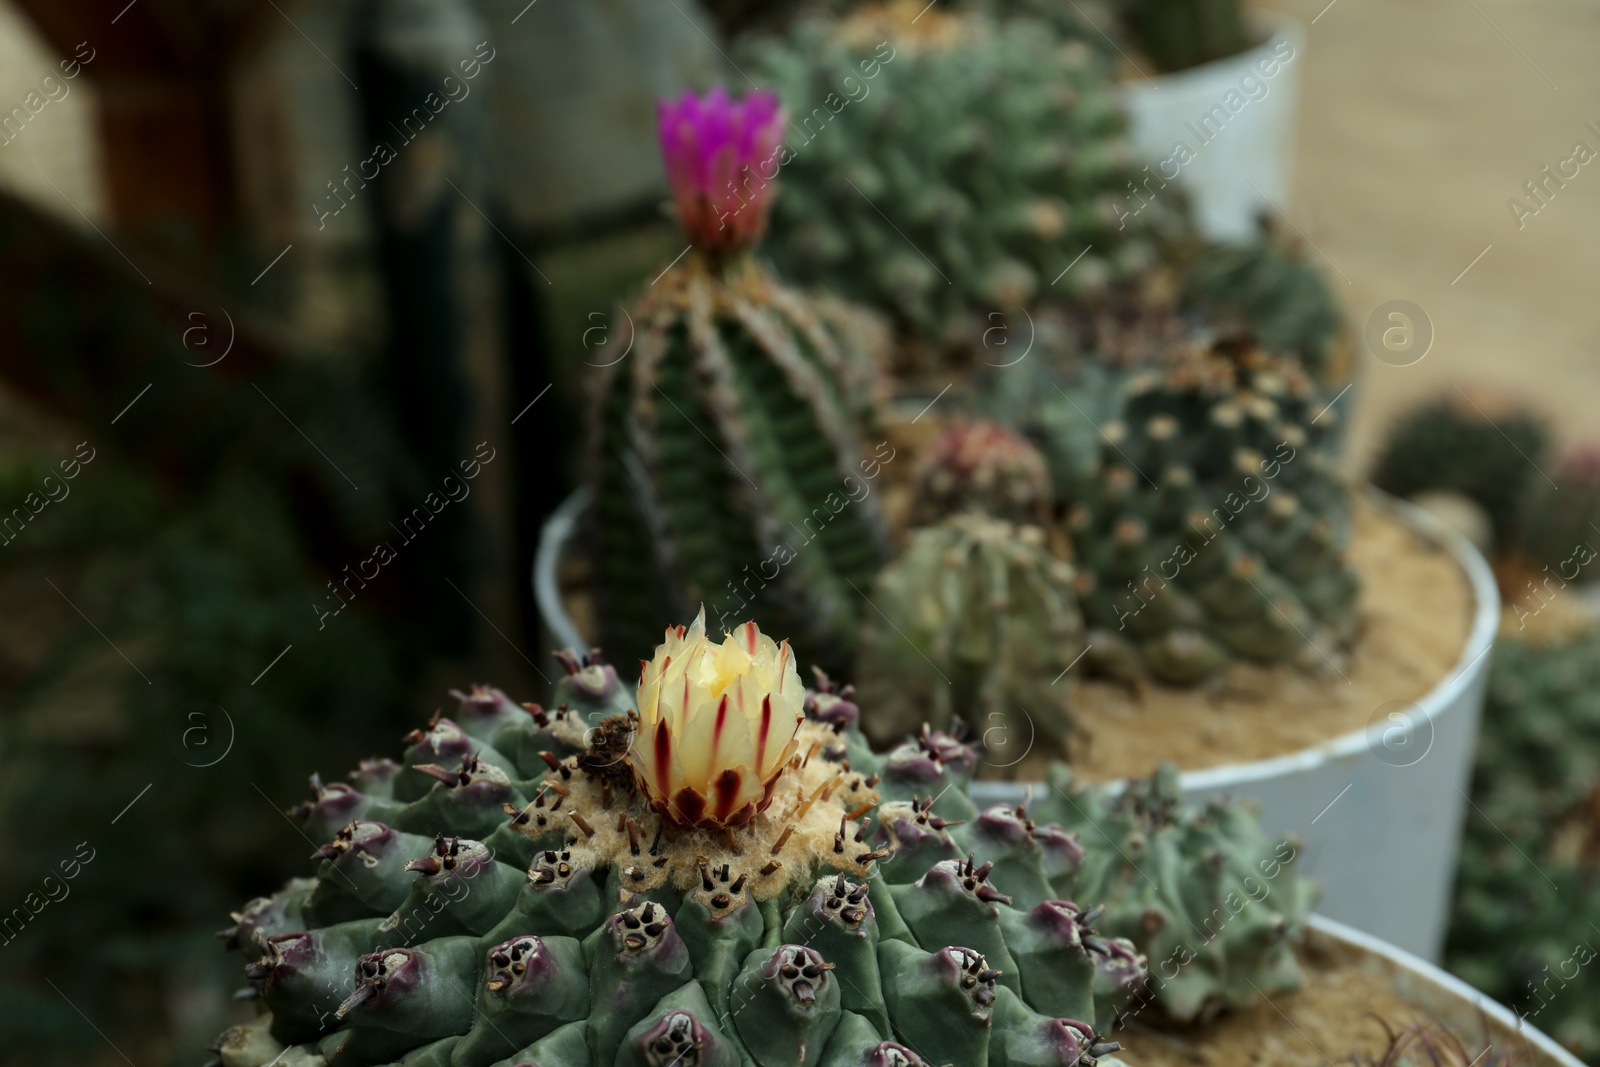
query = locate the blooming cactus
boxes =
[658,86,785,254]
[630,608,806,827]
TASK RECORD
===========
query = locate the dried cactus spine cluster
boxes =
[1071,337,1359,685]
[213,612,1143,1067]
[587,86,891,673]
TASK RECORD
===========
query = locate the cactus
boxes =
[1120,0,1254,73]
[210,613,1143,1066]
[1370,389,1550,547]
[1446,630,1600,1063]
[856,513,1085,750]
[1512,444,1600,587]
[1069,336,1360,686]
[911,421,1055,527]
[1028,764,1317,1025]
[586,87,891,672]
[1179,225,1345,385]
[749,2,1190,354]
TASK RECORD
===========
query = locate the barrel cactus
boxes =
[1119,0,1253,73]
[856,512,1085,752]
[1513,444,1600,587]
[1370,389,1550,547]
[1070,335,1360,686]
[911,421,1055,527]
[749,2,1190,354]
[211,612,1141,1067]
[1029,763,1317,1025]
[587,86,891,672]
[1178,226,1345,385]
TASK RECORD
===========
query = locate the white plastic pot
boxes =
[1119,15,1305,241]
[539,491,1499,963]
[971,494,1499,963]
[1305,915,1582,1066]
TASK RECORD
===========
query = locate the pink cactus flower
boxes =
[658,86,786,255]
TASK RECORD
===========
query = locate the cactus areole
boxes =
[213,612,1145,1066]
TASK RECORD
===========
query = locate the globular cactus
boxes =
[911,421,1055,527]
[1513,444,1600,588]
[587,87,891,673]
[1029,764,1317,1025]
[212,613,1141,1067]
[1070,336,1360,686]
[1179,224,1345,385]
[856,512,1085,751]
[1447,631,1600,1061]
[749,1,1190,354]
[1370,389,1550,547]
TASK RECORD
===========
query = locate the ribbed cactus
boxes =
[749,2,1189,353]
[1179,227,1345,384]
[1070,336,1360,686]
[1121,0,1253,73]
[1029,764,1316,1025]
[586,87,891,672]
[911,421,1055,527]
[211,615,1142,1066]
[1370,390,1550,546]
[856,512,1085,750]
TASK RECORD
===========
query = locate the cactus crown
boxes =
[912,420,1055,526]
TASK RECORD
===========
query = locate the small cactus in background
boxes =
[856,512,1085,752]
[911,420,1055,526]
[1369,389,1550,547]
[211,615,1143,1066]
[1120,0,1254,73]
[1513,444,1600,586]
[1179,224,1345,385]
[1029,764,1317,1025]
[1071,337,1360,686]
[1446,630,1600,1062]
[586,87,891,672]
[750,2,1190,355]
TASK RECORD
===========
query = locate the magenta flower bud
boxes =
[658,86,785,254]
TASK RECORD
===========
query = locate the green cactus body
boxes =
[1028,764,1316,1025]
[1513,446,1600,585]
[1370,390,1549,546]
[588,252,890,672]
[1071,338,1360,685]
[1179,231,1344,385]
[855,512,1085,747]
[750,5,1189,352]
[211,656,1139,1067]
[1120,0,1253,73]
[1445,633,1600,1061]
